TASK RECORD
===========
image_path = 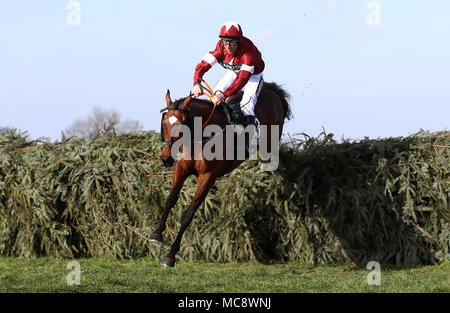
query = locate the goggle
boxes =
[221,39,239,46]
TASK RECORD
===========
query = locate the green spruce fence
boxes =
[0,129,448,265]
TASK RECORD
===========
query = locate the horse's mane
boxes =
[173,97,212,111]
[263,82,293,120]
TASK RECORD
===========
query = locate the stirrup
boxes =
[245,115,257,125]
[244,116,259,154]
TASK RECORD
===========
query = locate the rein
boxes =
[195,79,219,128]
[161,106,227,148]
[160,79,227,147]
[160,81,229,148]
[160,79,221,128]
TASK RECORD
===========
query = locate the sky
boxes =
[1,0,449,142]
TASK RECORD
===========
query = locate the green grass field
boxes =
[0,257,448,293]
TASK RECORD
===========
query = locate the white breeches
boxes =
[213,71,264,117]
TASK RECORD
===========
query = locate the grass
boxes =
[0,257,448,293]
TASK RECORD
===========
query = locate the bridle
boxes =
[159,79,225,149]
[160,107,193,148]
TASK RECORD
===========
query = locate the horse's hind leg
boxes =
[161,172,216,267]
[150,162,190,242]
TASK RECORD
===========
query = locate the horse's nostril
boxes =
[161,155,174,167]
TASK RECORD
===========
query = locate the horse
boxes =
[150,82,292,267]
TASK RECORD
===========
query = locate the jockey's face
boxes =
[222,39,239,55]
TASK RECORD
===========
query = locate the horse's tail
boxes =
[263,82,293,120]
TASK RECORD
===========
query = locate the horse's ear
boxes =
[179,94,191,110]
[165,89,172,107]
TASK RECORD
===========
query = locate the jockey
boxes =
[192,21,265,128]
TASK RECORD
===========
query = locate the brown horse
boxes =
[151,82,291,267]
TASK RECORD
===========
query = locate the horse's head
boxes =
[160,90,191,167]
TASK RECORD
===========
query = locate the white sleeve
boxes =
[203,53,218,66]
[240,64,255,74]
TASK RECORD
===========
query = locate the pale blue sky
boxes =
[1,0,449,141]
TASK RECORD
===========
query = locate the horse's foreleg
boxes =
[150,163,190,242]
[161,172,216,267]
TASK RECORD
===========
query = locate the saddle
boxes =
[225,90,244,105]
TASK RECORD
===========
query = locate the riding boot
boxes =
[244,115,258,155]
[229,104,245,125]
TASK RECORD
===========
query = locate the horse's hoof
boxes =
[161,256,175,267]
[149,233,163,243]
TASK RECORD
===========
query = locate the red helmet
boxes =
[219,21,243,39]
